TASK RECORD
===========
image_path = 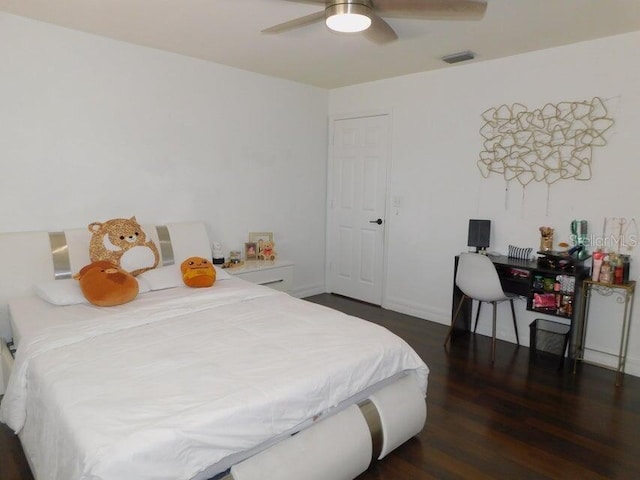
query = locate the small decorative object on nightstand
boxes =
[257,240,276,261]
[212,242,225,265]
[248,232,277,262]
[229,250,241,264]
[245,242,258,260]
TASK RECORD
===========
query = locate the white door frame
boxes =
[325,109,393,306]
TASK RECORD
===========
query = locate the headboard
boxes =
[0,222,212,341]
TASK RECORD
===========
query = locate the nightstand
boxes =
[227,260,294,293]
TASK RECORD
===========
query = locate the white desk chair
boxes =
[444,253,520,362]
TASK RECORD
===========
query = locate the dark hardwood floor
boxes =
[308,294,640,480]
[2,293,639,479]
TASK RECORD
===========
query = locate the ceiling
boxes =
[1,0,640,89]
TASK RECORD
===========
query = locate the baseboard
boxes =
[582,349,640,378]
[625,356,640,378]
[291,283,326,299]
[382,296,450,325]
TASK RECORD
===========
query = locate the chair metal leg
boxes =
[509,298,519,345]
[444,294,467,347]
[491,301,497,363]
[473,301,482,333]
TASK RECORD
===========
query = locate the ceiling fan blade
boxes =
[373,0,487,20]
[363,12,398,44]
[262,11,325,34]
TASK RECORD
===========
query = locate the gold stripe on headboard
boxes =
[155,225,174,266]
[48,231,72,279]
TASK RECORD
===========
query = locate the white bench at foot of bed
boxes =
[226,373,426,480]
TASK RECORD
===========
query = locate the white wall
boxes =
[329,31,640,376]
[0,12,329,297]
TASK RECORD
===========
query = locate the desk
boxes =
[573,280,636,386]
[451,255,588,357]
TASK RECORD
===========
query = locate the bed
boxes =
[0,222,429,480]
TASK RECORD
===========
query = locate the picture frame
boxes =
[244,242,257,260]
[249,232,273,244]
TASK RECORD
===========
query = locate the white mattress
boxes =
[0,278,429,480]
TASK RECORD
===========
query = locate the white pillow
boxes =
[34,279,86,305]
[34,277,151,306]
[138,265,183,291]
[508,245,533,260]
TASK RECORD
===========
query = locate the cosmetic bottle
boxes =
[591,250,604,282]
[599,257,612,284]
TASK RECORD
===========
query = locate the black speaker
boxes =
[467,219,491,250]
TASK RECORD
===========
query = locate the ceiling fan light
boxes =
[325,3,372,33]
[326,13,371,32]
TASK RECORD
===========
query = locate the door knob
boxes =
[369,218,383,225]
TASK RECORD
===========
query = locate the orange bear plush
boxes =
[75,260,139,306]
[181,257,216,288]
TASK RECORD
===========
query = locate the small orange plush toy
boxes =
[75,260,139,306]
[181,256,216,288]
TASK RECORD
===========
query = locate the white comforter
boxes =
[0,280,428,480]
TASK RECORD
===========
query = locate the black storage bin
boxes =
[529,318,571,367]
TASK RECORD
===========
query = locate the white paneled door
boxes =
[327,114,390,305]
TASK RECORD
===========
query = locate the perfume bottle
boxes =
[599,257,613,284]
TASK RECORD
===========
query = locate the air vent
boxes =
[441,51,475,64]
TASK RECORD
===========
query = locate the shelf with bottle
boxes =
[527,273,577,319]
[591,250,630,286]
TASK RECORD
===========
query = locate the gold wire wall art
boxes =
[602,217,638,253]
[478,97,614,186]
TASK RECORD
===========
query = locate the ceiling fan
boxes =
[262,0,488,44]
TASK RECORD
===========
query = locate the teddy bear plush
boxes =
[75,260,139,306]
[88,216,159,276]
[258,240,277,261]
[180,256,216,288]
